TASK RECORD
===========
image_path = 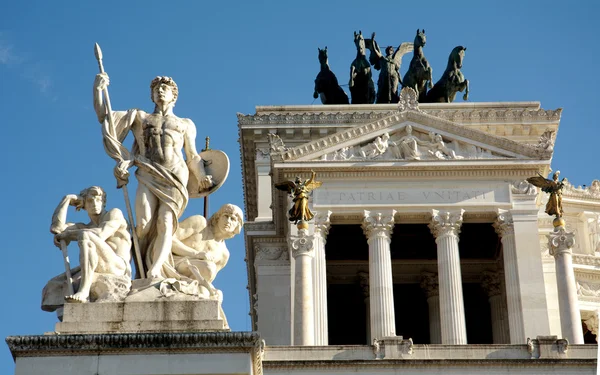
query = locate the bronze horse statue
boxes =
[313,47,349,105]
[349,31,375,104]
[402,29,433,102]
[425,46,469,103]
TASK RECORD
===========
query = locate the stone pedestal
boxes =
[56,299,229,334]
[362,210,396,340]
[481,271,510,344]
[548,226,584,344]
[420,272,441,344]
[289,230,315,346]
[429,209,467,345]
[312,211,331,345]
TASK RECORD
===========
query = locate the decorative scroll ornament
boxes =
[493,211,514,237]
[535,130,556,152]
[362,210,396,239]
[429,209,464,238]
[397,87,420,112]
[510,180,538,196]
[289,232,314,258]
[548,226,575,256]
[267,133,288,154]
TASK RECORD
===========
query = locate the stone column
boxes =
[362,210,397,340]
[548,226,584,344]
[493,211,526,344]
[481,271,510,344]
[358,271,371,344]
[289,230,315,345]
[312,211,331,346]
[429,209,467,344]
[420,272,441,344]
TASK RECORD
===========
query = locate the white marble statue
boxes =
[93,73,213,279]
[157,204,244,299]
[390,125,427,160]
[360,133,390,159]
[426,132,463,160]
[45,186,132,305]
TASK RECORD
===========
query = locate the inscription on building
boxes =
[314,185,509,206]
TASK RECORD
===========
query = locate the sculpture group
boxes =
[42,44,242,314]
[313,29,469,105]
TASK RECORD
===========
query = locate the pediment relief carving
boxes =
[277,111,552,162]
[319,125,505,161]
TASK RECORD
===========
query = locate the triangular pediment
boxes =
[274,110,552,162]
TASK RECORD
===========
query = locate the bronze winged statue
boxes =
[275,171,322,226]
[527,171,565,225]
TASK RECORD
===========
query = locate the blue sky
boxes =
[1,0,599,373]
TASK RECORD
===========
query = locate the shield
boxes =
[187,149,230,199]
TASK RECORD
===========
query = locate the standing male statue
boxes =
[93,74,213,279]
[48,186,131,303]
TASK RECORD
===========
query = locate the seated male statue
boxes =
[159,204,243,299]
[47,186,132,304]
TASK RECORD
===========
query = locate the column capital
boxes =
[362,210,396,240]
[420,272,439,298]
[313,210,332,239]
[493,210,514,237]
[548,226,575,257]
[481,270,503,297]
[289,232,314,258]
[429,209,464,239]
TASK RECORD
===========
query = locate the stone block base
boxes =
[56,299,229,334]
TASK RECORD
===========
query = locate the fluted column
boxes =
[420,272,441,344]
[493,211,526,344]
[289,230,315,345]
[429,209,467,344]
[362,210,397,339]
[358,271,371,343]
[481,271,510,344]
[548,226,584,344]
[312,211,331,345]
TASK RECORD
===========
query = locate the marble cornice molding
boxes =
[6,332,263,358]
[270,111,553,162]
[245,221,277,233]
[573,255,600,268]
[562,180,600,201]
[237,107,561,127]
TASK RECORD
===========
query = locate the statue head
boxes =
[78,186,106,215]
[405,125,413,134]
[318,47,328,65]
[448,46,466,69]
[414,29,426,48]
[210,203,244,239]
[353,31,366,55]
[385,46,394,56]
[150,76,179,105]
[553,170,560,181]
[382,132,390,141]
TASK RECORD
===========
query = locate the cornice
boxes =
[6,332,262,358]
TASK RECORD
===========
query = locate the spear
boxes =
[59,240,75,295]
[94,43,145,278]
[203,136,210,218]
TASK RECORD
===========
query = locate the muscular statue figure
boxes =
[50,186,131,303]
[161,204,244,299]
[93,74,213,279]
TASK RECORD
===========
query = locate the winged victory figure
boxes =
[369,32,414,103]
[275,171,322,225]
[526,171,565,223]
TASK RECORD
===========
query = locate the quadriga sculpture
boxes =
[313,47,349,104]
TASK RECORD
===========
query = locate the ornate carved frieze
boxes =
[6,332,262,356]
[362,210,396,240]
[429,209,464,238]
[562,179,600,200]
[237,111,394,126]
[420,272,439,298]
[245,221,277,233]
[577,280,600,298]
[424,108,562,123]
[493,211,515,237]
[481,270,503,297]
[254,244,289,264]
[573,254,600,267]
